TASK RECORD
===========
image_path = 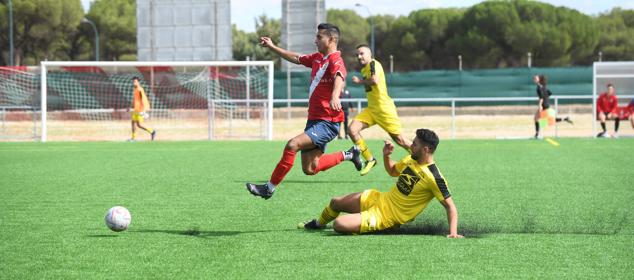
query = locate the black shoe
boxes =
[564,117,573,125]
[151,130,157,141]
[347,146,362,171]
[246,183,274,199]
[298,219,325,230]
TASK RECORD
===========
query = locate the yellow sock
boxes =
[131,132,137,139]
[317,205,339,226]
[354,138,374,161]
[147,128,154,134]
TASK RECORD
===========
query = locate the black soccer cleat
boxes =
[246,183,274,199]
[348,146,363,171]
[564,117,573,125]
[298,219,325,230]
[151,130,157,141]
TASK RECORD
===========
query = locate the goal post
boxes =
[592,61,634,137]
[40,61,274,142]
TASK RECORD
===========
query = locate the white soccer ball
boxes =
[105,206,132,232]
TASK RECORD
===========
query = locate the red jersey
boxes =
[597,93,618,114]
[298,51,346,122]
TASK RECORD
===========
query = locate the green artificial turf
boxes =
[1,138,632,278]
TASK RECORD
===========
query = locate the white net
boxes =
[0,67,39,140]
[41,62,273,141]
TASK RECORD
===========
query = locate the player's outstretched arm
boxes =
[440,197,463,238]
[382,140,399,177]
[259,37,301,64]
[351,75,378,86]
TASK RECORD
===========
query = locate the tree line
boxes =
[1,0,633,71]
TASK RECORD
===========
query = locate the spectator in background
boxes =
[338,89,353,139]
[597,84,620,138]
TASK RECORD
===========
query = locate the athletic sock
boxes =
[317,205,340,226]
[269,149,296,186]
[131,132,137,140]
[354,138,373,161]
[314,152,344,174]
[615,119,620,132]
[601,122,606,132]
[534,122,539,134]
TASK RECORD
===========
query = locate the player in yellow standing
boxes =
[299,128,463,238]
[349,44,411,176]
[129,76,156,141]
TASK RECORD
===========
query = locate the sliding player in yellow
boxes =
[129,76,156,141]
[299,128,463,238]
[349,44,410,175]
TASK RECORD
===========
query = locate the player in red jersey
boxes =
[246,23,362,199]
[597,83,620,138]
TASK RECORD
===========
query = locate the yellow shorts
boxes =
[131,112,144,122]
[359,189,397,234]
[354,107,402,135]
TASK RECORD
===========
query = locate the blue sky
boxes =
[81,0,634,32]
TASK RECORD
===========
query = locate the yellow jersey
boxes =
[379,155,451,225]
[360,59,393,110]
[133,86,150,113]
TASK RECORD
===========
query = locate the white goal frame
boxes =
[40,61,274,142]
[593,61,634,137]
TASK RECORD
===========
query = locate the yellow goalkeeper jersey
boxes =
[360,59,393,110]
[379,155,451,225]
[133,86,150,113]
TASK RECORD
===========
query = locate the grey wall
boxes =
[137,0,232,61]
[281,0,326,71]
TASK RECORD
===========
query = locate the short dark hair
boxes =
[416,128,439,153]
[317,23,340,42]
[607,83,614,88]
[132,76,140,81]
[538,75,547,86]
[356,44,371,50]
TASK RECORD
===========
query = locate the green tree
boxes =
[85,0,136,61]
[451,0,598,68]
[327,9,370,70]
[595,8,634,61]
[232,15,281,68]
[0,0,84,65]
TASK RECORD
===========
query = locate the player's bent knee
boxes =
[301,165,317,175]
[285,139,300,151]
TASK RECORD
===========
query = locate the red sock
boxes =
[269,149,296,186]
[314,152,344,174]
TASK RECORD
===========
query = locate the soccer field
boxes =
[1,138,632,278]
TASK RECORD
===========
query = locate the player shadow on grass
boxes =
[130,228,296,238]
[237,180,363,184]
[315,219,628,237]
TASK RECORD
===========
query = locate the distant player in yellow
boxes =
[130,76,156,141]
[349,44,410,175]
[299,128,463,238]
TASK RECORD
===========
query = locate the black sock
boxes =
[534,122,539,135]
[556,118,562,122]
[615,119,620,132]
[601,122,606,132]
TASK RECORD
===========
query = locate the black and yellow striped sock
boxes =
[317,205,339,226]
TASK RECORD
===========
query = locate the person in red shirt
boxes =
[246,23,362,200]
[597,83,620,138]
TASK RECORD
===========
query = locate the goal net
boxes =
[593,62,634,136]
[0,67,39,140]
[40,61,273,141]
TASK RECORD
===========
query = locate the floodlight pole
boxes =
[81,18,99,61]
[8,0,14,66]
[355,3,374,55]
